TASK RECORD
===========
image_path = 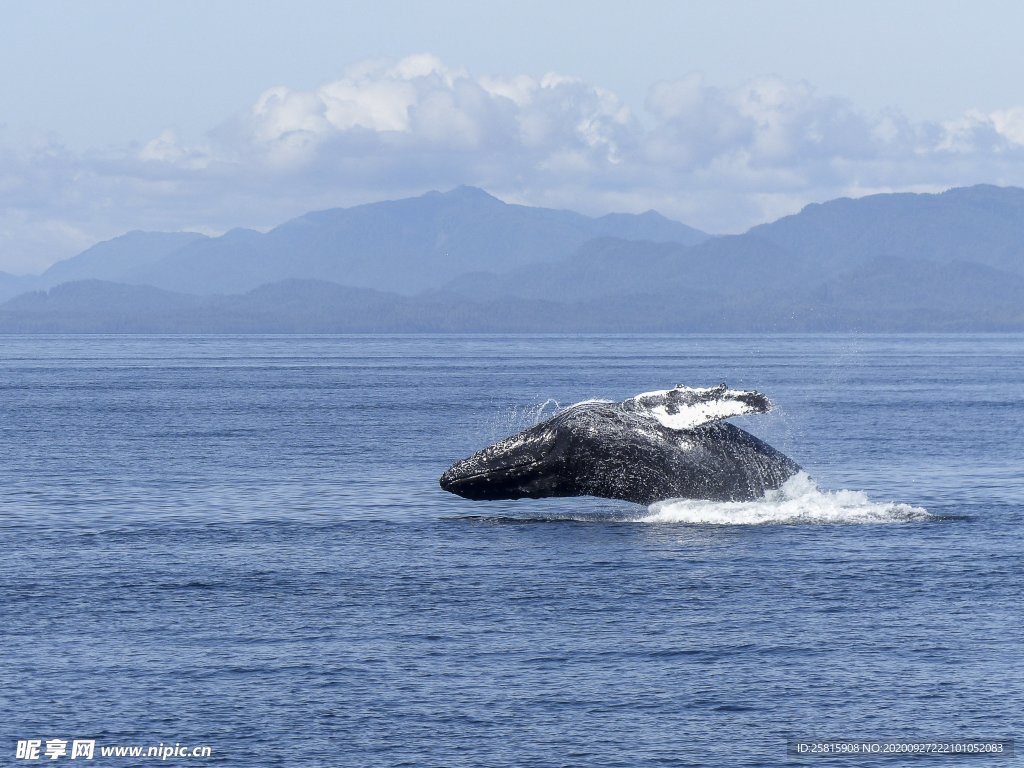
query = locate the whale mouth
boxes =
[441,424,572,501]
[439,457,543,500]
[440,425,565,501]
[443,459,534,484]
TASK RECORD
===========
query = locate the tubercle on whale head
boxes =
[439,425,573,500]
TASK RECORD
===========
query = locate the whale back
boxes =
[553,403,799,504]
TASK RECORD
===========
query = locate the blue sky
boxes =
[3,0,1024,273]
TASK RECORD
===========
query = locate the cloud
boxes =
[4,54,1024,273]
[217,55,636,177]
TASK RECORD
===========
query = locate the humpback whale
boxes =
[439,384,801,505]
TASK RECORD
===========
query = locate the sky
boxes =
[3,0,1024,273]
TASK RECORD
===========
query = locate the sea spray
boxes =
[642,472,930,525]
[482,398,564,444]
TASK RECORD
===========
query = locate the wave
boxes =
[642,472,931,525]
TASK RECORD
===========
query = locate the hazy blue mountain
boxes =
[2,184,1023,332]
[749,184,1024,277]
[439,185,1024,328]
[786,257,1024,331]
[0,281,207,333]
[0,279,669,333]
[0,271,36,304]
[5,187,706,303]
[3,262,1021,333]
[441,234,802,303]
[0,279,569,333]
[42,230,209,284]
[129,186,709,295]
[588,210,709,243]
[0,230,208,303]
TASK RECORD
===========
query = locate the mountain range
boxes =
[1,184,1022,332]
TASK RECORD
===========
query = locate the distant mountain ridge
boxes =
[0,186,706,303]
[138,186,707,295]
[1,184,1022,331]
[432,184,1024,330]
[748,184,1024,276]
[4,264,1020,333]
[41,231,209,285]
[443,184,1024,300]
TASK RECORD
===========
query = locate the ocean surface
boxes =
[1,334,1021,767]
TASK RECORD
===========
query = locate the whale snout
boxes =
[439,451,543,500]
[440,429,565,501]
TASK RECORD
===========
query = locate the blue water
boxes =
[1,335,1021,767]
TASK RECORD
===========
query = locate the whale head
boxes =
[439,420,577,500]
[439,398,683,502]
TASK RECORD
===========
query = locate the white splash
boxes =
[641,472,931,525]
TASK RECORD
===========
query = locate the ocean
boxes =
[1,334,1021,766]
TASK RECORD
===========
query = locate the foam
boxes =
[642,472,931,525]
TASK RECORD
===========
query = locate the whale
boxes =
[439,384,801,505]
